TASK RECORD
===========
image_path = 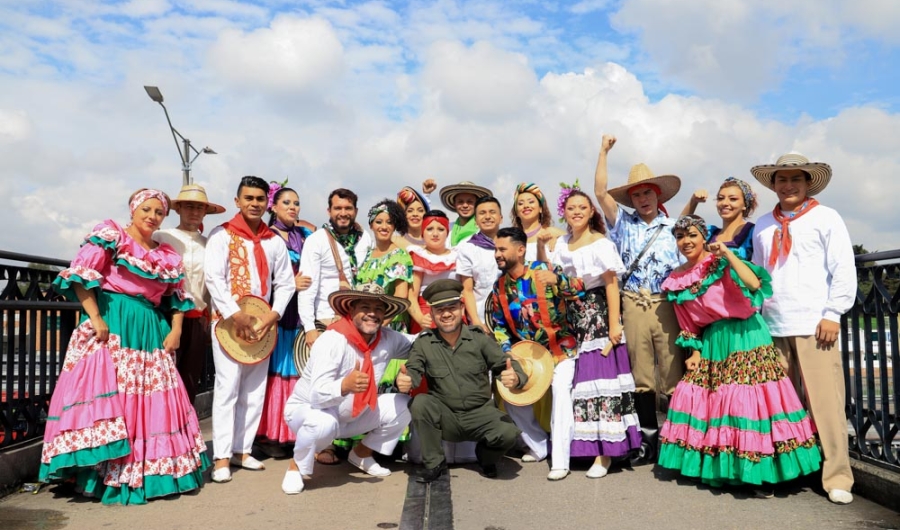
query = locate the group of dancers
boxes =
[38,134,858,506]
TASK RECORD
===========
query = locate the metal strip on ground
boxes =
[399,471,453,530]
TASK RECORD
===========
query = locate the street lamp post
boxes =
[143,85,216,186]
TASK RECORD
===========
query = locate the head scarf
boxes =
[367,203,390,225]
[130,189,170,216]
[396,186,429,211]
[514,183,546,208]
[719,176,757,217]
[422,214,450,232]
[672,215,708,239]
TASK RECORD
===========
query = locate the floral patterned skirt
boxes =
[658,313,821,486]
[39,291,210,505]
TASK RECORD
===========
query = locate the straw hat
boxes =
[495,341,554,406]
[328,283,411,321]
[293,320,328,376]
[750,153,832,196]
[214,295,277,364]
[439,181,492,212]
[608,164,681,208]
[172,184,226,214]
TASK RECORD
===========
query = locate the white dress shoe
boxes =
[586,457,611,479]
[547,469,570,481]
[521,450,545,463]
[828,489,853,504]
[282,470,305,495]
[348,452,391,477]
[230,455,265,470]
[211,467,232,483]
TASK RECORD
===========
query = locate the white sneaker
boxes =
[348,452,391,477]
[547,469,570,481]
[230,455,265,470]
[211,467,232,483]
[828,489,853,504]
[282,470,305,495]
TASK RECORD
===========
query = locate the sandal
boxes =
[315,447,340,465]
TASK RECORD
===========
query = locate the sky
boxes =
[2,0,899,259]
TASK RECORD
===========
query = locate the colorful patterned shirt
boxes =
[607,205,683,294]
[489,261,583,360]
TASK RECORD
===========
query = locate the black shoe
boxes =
[479,463,498,479]
[416,460,447,483]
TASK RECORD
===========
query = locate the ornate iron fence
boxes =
[0,250,214,450]
[842,249,900,472]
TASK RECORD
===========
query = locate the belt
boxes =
[623,289,666,309]
[184,308,210,319]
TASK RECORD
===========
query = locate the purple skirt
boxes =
[570,342,642,458]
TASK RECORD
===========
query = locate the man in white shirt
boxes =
[205,176,296,484]
[751,153,857,505]
[281,284,413,494]
[457,195,502,332]
[153,184,225,404]
[298,188,372,347]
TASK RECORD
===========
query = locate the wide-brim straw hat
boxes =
[214,295,277,364]
[439,181,492,212]
[172,184,226,214]
[608,163,681,208]
[495,341,554,406]
[750,153,832,196]
[293,320,328,376]
[328,283,411,321]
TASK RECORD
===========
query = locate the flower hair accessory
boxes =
[267,177,289,211]
[556,179,581,223]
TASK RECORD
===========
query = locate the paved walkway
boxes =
[2,418,900,530]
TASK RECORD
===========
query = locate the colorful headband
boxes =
[514,182,546,208]
[367,204,390,225]
[720,176,756,216]
[267,178,289,211]
[556,179,581,222]
[423,215,450,232]
[130,189,169,216]
[672,215,708,239]
[397,186,429,210]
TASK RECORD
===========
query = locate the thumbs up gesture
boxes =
[500,358,519,389]
[342,359,371,395]
[396,363,413,394]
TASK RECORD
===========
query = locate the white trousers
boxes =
[285,393,411,476]
[506,357,575,470]
[211,334,268,460]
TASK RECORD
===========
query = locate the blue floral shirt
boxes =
[607,205,683,294]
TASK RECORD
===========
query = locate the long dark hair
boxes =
[563,190,605,235]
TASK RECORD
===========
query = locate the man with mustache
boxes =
[281,284,414,494]
[298,188,373,348]
[205,176,296,484]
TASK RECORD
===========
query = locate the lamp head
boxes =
[144,85,164,103]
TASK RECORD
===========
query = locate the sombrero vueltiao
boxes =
[439,181,492,212]
[214,295,278,364]
[495,341,554,406]
[750,153,832,196]
[328,283,411,321]
[608,163,681,208]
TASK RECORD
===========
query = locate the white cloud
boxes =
[209,15,345,93]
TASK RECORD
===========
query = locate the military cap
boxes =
[423,279,464,307]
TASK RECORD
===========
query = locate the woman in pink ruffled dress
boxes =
[39,189,209,505]
[657,215,820,491]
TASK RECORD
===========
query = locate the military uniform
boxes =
[406,314,528,472]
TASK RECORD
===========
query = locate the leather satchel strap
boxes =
[325,230,351,287]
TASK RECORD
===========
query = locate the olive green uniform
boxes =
[406,325,528,470]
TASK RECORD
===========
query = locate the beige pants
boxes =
[622,296,685,395]
[774,336,854,493]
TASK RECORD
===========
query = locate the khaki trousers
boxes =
[622,296,684,396]
[774,336,854,493]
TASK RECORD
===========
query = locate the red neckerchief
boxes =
[769,198,819,267]
[222,213,277,296]
[329,317,381,417]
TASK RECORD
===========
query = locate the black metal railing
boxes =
[842,249,900,472]
[0,250,214,450]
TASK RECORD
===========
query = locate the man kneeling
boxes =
[282,284,413,494]
[397,279,527,482]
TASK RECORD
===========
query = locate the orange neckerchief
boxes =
[222,213,276,296]
[329,317,381,417]
[769,198,819,267]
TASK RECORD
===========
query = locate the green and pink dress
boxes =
[40,220,209,505]
[658,254,821,486]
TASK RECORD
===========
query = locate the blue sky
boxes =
[1,0,899,256]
